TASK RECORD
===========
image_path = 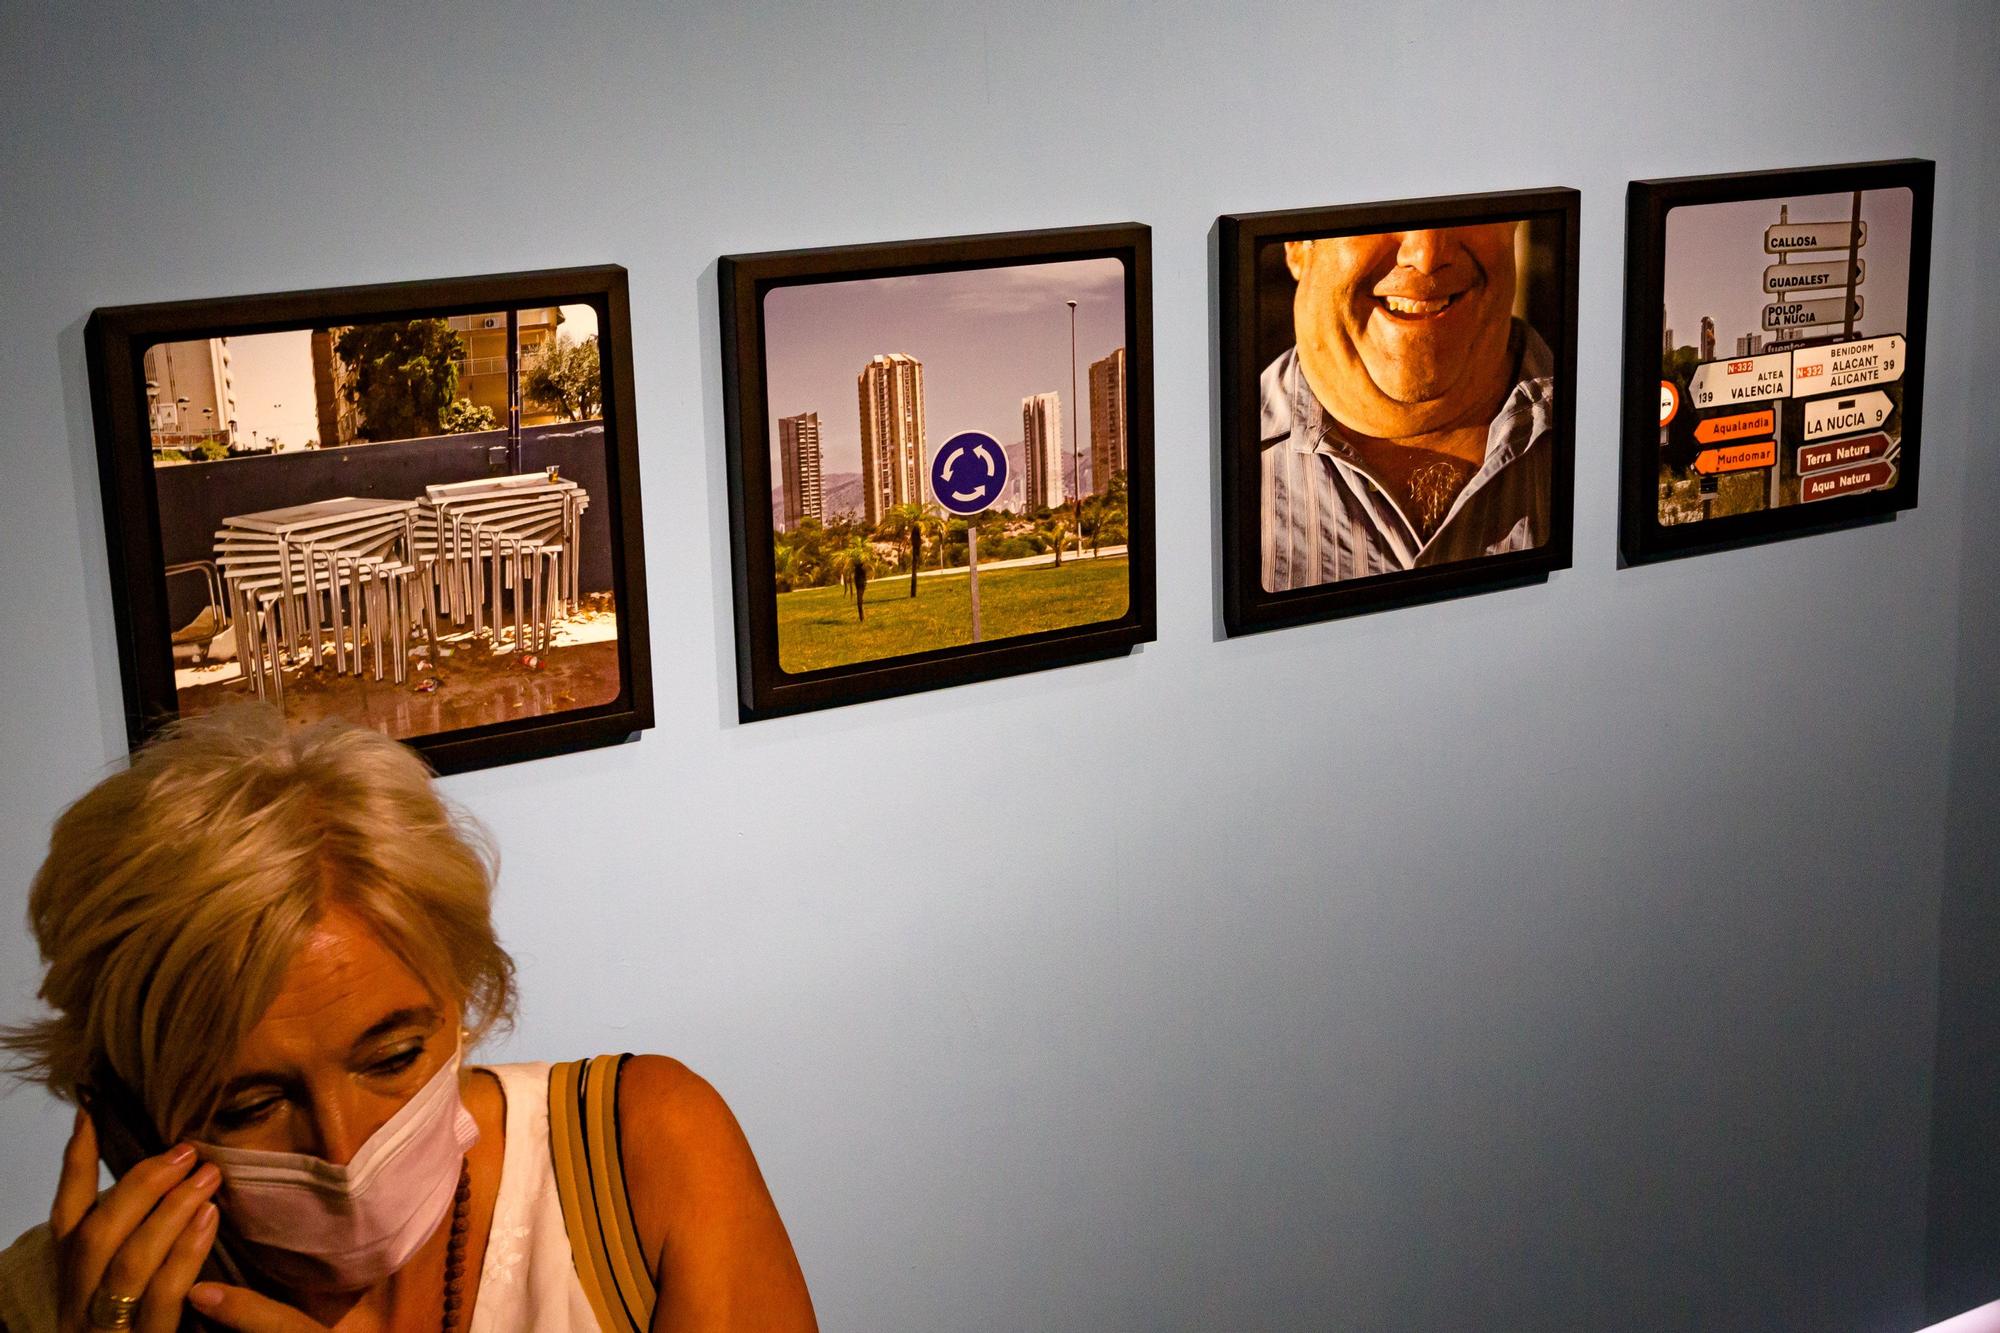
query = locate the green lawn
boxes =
[777,556,1130,674]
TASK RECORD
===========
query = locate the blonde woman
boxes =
[0,708,816,1333]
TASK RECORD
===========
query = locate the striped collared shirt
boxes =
[1259,321,1555,591]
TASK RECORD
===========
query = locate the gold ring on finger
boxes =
[87,1286,142,1329]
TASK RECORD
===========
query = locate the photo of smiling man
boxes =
[1262,220,1553,588]
[1218,190,1579,630]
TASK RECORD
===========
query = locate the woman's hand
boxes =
[186,1284,329,1331]
[51,1109,222,1333]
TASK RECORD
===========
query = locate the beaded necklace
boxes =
[441,1160,471,1333]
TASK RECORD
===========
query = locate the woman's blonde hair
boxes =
[3,706,516,1139]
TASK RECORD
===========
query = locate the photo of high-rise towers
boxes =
[759,257,1132,675]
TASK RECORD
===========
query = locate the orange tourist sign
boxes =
[1694,409,1775,445]
[1693,441,1776,475]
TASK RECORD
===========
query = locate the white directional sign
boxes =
[1764,258,1864,295]
[1765,220,1866,254]
[1689,350,1791,407]
[1763,293,1863,332]
[1802,390,1894,442]
[1791,335,1906,395]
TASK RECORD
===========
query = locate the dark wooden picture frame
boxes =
[1217,187,1581,636]
[85,265,653,775]
[1619,159,1934,565]
[719,223,1156,721]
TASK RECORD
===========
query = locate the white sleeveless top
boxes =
[0,1062,599,1333]
[467,1061,600,1332]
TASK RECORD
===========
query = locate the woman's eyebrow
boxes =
[349,1005,442,1054]
[209,1006,445,1101]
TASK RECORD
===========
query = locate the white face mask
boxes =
[196,1041,479,1292]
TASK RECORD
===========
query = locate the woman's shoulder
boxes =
[615,1055,734,1129]
[0,1222,57,1333]
[609,1057,769,1252]
[605,1056,814,1327]
[494,1053,754,1209]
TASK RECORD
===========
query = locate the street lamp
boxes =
[1066,299,1080,559]
[175,397,190,446]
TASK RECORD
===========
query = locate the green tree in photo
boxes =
[884,502,929,598]
[334,319,465,442]
[440,397,497,433]
[775,517,836,591]
[1092,470,1128,553]
[1043,515,1067,568]
[831,537,874,622]
[524,333,602,422]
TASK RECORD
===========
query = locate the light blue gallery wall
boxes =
[2,4,1995,1329]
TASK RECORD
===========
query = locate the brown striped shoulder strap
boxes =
[548,1054,658,1332]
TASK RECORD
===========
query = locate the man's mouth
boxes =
[1378,293,1457,318]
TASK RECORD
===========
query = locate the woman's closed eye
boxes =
[367,1044,425,1078]
[208,1042,428,1134]
[212,1093,283,1132]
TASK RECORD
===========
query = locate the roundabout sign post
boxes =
[929,430,1009,643]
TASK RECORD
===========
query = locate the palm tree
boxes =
[929,504,950,570]
[1045,516,1067,569]
[887,502,927,598]
[832,537,874,622]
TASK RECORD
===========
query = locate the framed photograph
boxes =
[719,223,1155,721]
[1217,188,1580,635]
[1620,159,1934,564]
[85,265,652,775]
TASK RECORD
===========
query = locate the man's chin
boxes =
[1327,384,1465,441]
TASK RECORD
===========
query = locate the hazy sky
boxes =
[762,258,1127,479]
[1664,188,1911,354]
[162,303,600,450]
[223,329,317,447]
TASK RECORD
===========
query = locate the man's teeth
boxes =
[1383,295,1451,315]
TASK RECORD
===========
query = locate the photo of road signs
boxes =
[1621,160,1933,562]
[1666,187,1905,521]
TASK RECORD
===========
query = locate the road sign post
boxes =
[929,430,1010,647]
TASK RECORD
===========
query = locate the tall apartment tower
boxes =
[1021,392,1065,512]
[857,353,926,527]
[1699,316,1716,362]
[777,412,824,531]
[312,329,361,447]
[1087,347,1127,496]
[143,338,237,450]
